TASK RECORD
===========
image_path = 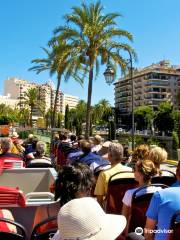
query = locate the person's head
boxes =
[176,161,180,181]
[70,134,76,142]
[98,141,111,156]
[59,131,68,141]
[57,197,126,240]
[93,135,102,146]
[148,146,167,168]
[53,133,59,140]
[132,144,150,163]
[0,138,13,153]
[108,142,123,163]
[11,132,19,139]
[80,140,92,154]
[134,159,157,184]
[28,134,34,140]
[36,141,46,156]
[54,162,94,206]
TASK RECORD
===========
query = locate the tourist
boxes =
[52,197,126,240]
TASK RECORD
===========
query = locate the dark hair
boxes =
[54,162,94,206]
[70,135,77,142]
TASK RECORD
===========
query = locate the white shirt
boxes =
[122,186,162,207]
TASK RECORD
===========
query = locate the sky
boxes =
[0,0,180,105]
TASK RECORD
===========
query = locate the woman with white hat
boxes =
[52,197,126,240]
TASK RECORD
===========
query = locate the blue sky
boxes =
[0,0,180,105]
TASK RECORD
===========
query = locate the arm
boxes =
[94,172,106,208]
[144,218,157,240]
[122,203,131,236]
[144,192,161,240]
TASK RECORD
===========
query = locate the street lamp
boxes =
[103,48,135,150]
[108,115,116,140]
[103,64,115,85]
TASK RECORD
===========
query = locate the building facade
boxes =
[115,61,180,121]
[4,77,79,116]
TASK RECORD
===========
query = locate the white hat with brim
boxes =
[55,197,126,240]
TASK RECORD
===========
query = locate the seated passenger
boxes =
[122,159,160,235]
[78,140,109,170]
[94,142,133,207]
[26,141,52,167]
[0,138,24,172]
[97,141,111,161]
[127,144,150,168]
[54,162,94,206]
[148,146,170,176]
[50,163,94,240]
[145,161,180,240]
[91,135,102,153]
[0,209,17,233]
[52,197,126,240]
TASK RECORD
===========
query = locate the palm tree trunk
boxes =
[52,74,61,128]
[85,65,93,139]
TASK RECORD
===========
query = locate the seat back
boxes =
[0,186,26,207]
[94,164,111,179]
[4,160,24,169]
[0,168,57,195]
[26,160,53,168]
[0,217,27,240]
[152,170,176,186]
[106,171,137,214]
[168,210,180,240]
[128,184,168,233]
[31,216,57,240]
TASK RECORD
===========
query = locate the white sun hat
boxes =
[55,197,126,240]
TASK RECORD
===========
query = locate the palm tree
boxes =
[53,1,136,138]
[30,42,84,128]
[22,88,38,127]
[93,99,112,124]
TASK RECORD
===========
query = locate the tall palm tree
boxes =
[29,42,84,128]
[93,99,112,124]
[53,1,136,138]
[22,88,38,127]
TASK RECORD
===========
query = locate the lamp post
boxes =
[108,114,116,140]
[103,48,134,150]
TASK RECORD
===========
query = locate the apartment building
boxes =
[115,60,180,118]
[4,77,79,116]
[60,93,79,114]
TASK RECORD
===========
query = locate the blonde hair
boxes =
[132,144,150,162]
[148,146,167,167]
[136,159,157,183]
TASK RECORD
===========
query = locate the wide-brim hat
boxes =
[57,197,126,240]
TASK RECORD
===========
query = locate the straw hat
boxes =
[56,197,126,240]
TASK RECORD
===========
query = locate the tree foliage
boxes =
[154,102,174,133]
[52,1,136,138]
[134,106,154,130]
